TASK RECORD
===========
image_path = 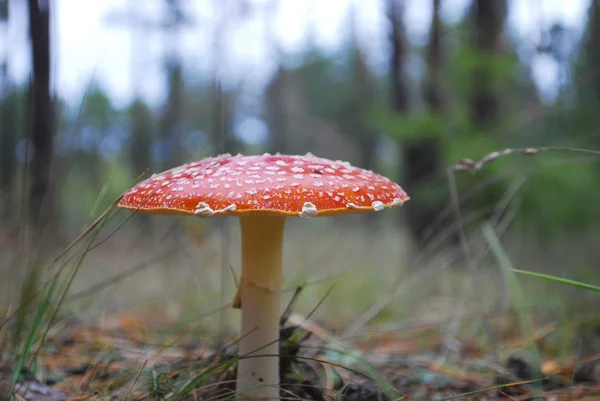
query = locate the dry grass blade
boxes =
[0,195,120,332]
[50,167,148,267]
[451,146,600,174]
[439,378,547,400]
[49,193,124,267]
[64,244,186,303]
[280,286,304,327]
[120,360,147,401]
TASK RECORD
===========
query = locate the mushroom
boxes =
[118,153,409,400]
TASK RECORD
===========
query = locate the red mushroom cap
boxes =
[118,153,409,217]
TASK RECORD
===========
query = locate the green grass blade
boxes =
[32,199,119,363]
[11,272,58,385]
[302,337,403,400]
[482,224,545,394]
[85,183,109,227]
[512,269,600,292]
[482,224,529,326]
[169,358,237,400]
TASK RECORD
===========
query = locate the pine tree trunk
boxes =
[0,92,18,220]
[405,0,446,243]
[585,0,600,100]
[129,100,154,233]
[266,67,288,155]
[28,0,54,227]
[351,39,380,227]
[0,0,17,221]
[160,62,183,170]
[470,0,507,129]
[211,80,237,155]
[389,0,448,243]
[131,101,153,177]
[354,52,378,173]
[388,0,410,116]
[388,0,416,231]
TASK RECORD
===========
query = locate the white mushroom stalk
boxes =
[237,215,286,400]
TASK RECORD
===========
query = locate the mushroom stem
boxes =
[237,215,285,400]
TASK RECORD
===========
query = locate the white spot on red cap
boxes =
[372,201,384,211]
[391,198,404,207]
[194,202,214,217]
[224,204,236,213]
[299,202,317,217]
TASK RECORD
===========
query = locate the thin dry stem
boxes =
[451,146,600,174]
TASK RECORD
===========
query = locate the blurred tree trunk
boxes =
[469,0,507,129]
[159,60,183,169]
[211,80,237,155]
[130,101,153,177]
[405,0,446,242]
[572,0,600,158]
[583,0,600,100]
[388,0,410,116]
[352,44,379,227]
[349,4,378,174]
[210,0,238,156]
[425,0,445,114]
[129,100,153,233]
[28,0,54,227]
[266,66,289,155]
[387,0,412,227]
[0,0,17,220]
[159,0,184,171]
[0,92,18,220]
[264,0,287,155]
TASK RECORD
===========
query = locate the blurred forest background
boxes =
[1,0,600,333]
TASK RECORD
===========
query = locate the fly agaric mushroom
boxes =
[118,153,409,400]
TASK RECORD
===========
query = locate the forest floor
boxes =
[3,298,600,401]
[2,220,600,400]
